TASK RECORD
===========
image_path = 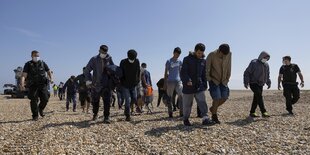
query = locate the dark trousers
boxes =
[250,84,267,114]
[91,88,112,119]
[28,85,50,118]
[79,91,91,107]
[157,89,165,107]
[283,84,300,112]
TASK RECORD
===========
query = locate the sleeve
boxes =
[279,66,284,74]
[227,53,232,80]
[141,71,147,88]
[295,65,301,73]
[136,60,141,83]
[156,79,160,88]
[266,64,271,86]
[243,61,254,85]
[43,62,50,72]
[202,60,207,83]
[149,72,153,86]
[84,58,94,82]
[205,53,212,81]
[165,60,170,76]
[110,57,115,65]
[23,62,30,73]
[180,57,191,83]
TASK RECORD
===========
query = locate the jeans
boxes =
[166,81,183,115]
[122,86,138,117]
[183,91,208,120]
[66,93,77,111]
[250,84,267,114]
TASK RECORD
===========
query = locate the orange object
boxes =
[145,86,153,96]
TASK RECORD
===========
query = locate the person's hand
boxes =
[267,84,271,89]
[86,81,92,87]
[244,84,249,89]
[187,81,193,86]
[278,84,281,90]
[300,81,305,88]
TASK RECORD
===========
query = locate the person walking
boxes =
[20,50,53,121]
[278,56,304,115]
[244,51,271,118]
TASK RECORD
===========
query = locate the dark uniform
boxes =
[280,64,301,112]
[76,74,91,108]
[23,60,50,119]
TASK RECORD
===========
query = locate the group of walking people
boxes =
[19,43,304,126]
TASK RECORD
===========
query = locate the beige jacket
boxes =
[206,49,232,86]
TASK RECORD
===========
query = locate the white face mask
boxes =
[261,58,268,63]
[100,53,107,58]
[32,57,40,62]
[128,59,135,63]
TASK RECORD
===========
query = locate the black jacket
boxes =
[120,58,140,89]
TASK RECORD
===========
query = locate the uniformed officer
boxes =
[20,50,53,121]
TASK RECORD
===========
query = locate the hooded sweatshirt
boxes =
[180,52,208,94]
[243,51,271,87]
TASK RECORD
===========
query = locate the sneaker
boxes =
[125,116,131,122]
[103,118,111,124]
[249,113,259,118]
[39,109,45,117]
[183,119,192,126]
[262,112,270,118]
[202,118,216,126]
[212,114,221,124]
[288,111,294,115]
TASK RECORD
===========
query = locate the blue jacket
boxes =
[84,54,114,92]
[180,52,208,94]
[142,69,152,88]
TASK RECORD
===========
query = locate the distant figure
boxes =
[120,49,141,121]
[206,44,232,124]
[141,63,153,113]
[278,56,304,115]
[180,43,215,126]
[244,51,271,118]
[63,76,78,112]
[76,67,92,113]
[84,45,115,124]
[58,82,65,100]
[20,50,53,121]
[156,78,165,107]
[164,47,183,118]
[52,84,58,97]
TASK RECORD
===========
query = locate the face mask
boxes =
[32,57,40,62]
[100,53,107,58]
[261,58,268,63]
[222,51,229,55]
[128,59,135,63]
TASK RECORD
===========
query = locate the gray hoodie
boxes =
[243,51,271,87]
